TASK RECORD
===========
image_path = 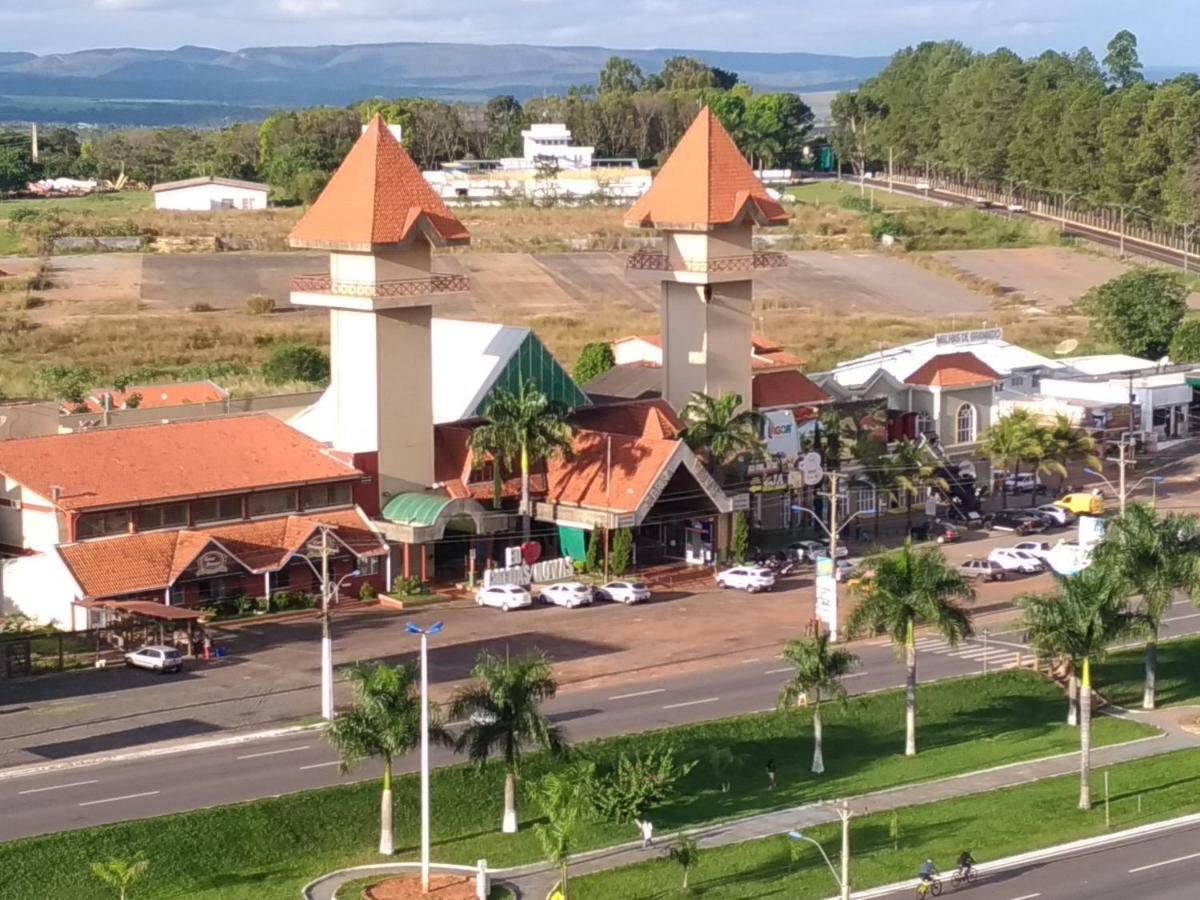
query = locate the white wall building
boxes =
[151,176,269,212]
[517,123,594,170]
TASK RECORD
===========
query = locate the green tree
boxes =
[470,379,573,540]
[980,409,1041,509]
[572,342,616,385]
[584,528,601,574]
[610,527,633,576]
[531,766,592,899]
[90,852,148,900]
[658,56,717,91]
[1168,318,1200,363]
[598,57,645,95]
[706,746,742,793]
[326,662,445,854]
[669,836,701,890]
[830,91,884,178]
[938,49,1027,181]
[729,511,750,564]
[890,438,947,531]
[1043,413,1101,493]
[0,145,35,192]
[261,344,329,385]
[1091,504,1200,709]
[845,542,974,756]
[31,365,94,404]
[1104,29,1144,89]
[450,650,565,833]
[1086,269,1187,359]
[484,95,525,158]
[1019,566,1141,809]
[681,391,765,483]
[777,633,859,774]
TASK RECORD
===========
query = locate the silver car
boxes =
[595,580,652,604]
[959,559,1006,582]
[124,645,184,673]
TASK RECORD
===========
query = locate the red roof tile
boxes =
[625,108,788,232]
[751,336,783,353]
[0,415,357,512]
[289,115,469,250]
[543,429,678,513]
[904,352,1002,388]
[568,400,684,440]
[751,351,804,370]
[77,381,227,414]
[752,370,831,409]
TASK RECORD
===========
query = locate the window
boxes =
[248,488,298,518]
[300,482,352,511]
[219,198,235,209]
[915,411,932,434]
[76,509,132,539]
[137,502,188,531]
[358,556,380,576]
[169,584,186,605]
[955,403,977,444]
[240,198,254,210]
[192,495,243,525]
[1009,375,1025,387]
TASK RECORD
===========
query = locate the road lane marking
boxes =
[1164,612,1200,623]
[842,672,868,679]
[764,667,793,675]
[18,779,98,795]
[445,720,468,728]
[1008,893,1041,900]
[742,657,762,664]
[79,790,160,807]
[607,688,667,701]
[236,745,310,761]
[299,761,342,771]
[662,697,720,710]
[1128,850,1200,873]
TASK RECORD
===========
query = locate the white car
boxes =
[595,580,652,604]
[788,541,850,562]
[1013,540,1053,559]
[833,559,858,582]
[124,645,184,673]
[987,548,1044,574]
[474,584,533,612]
[715,566,776,593]
[539,581,594,608]
[1034,504,1073,526]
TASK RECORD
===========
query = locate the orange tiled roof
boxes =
[751,351,804,370]
[615,334,663,348]
[752,370,831,409]
[57,508,386,599]
[544,429,678,513]
[77,381,227,414]
[625,107,788,232]
[904,352,1002,389]
[0,415,357,512]
[751,336,783,354]
[289,115,469,250]
[568,399,684,440]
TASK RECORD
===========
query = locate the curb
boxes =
[842,810,1200,899]
[0,722,325,782]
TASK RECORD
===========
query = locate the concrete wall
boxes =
[0,482,63,553]
[0,552,83,629]
[612,339,662,367]
[707,279,754,410]
[57,392,323,432]
[940,385,993,447]
[154,183,267,212]
[661,282,708,411]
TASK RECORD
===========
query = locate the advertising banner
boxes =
[814,555,839,641]
[763,409,799,459]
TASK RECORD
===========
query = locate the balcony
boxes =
[625,249,788,273]
[291,273,470,298]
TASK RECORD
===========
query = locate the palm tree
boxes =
[531,767,590,899]
[1090,504,1200,709]
[90,853,149,900]
[1045,413,1101,493]
[777,633,859,774]
[471,379,573,539]
[1019,566,1142,810]
[326,662,445,854]
[891,438,948,532]
[669,836,701,890]
[680,391,766,483]
[845,542,974,756]
[450,650,566,833]
[979,409,1038,509]
[469,423,516,511]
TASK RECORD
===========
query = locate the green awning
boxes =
[1187,375,1200,389]
[380,493,453,527]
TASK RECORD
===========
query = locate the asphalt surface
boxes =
[874,820,1200,900]
[4,595,1200,844]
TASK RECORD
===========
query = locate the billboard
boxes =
[815,555,839,641]
[763,409,799,459]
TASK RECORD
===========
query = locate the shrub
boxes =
[1083,269,1187,359]
[730,511,749,564]
[609,527,632,576]
[585,528,601,574]
[358,582,377,602]
[1168,317,1200,363]
[572,342,615,386]
[839,194,876,214]
[391,575,428,596]
[32,365,94,403]
[585,746,697,823]
[242,294,276,316]
[188,302,216,313]
[262,344,330,386]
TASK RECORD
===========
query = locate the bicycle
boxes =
[951,866,977,887]
[916,875,942,897]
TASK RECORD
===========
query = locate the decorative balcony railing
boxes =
[291,273,470,298]
[625,250,788,273]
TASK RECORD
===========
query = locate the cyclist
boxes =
[918,857,938,884]
[956,849,975,880]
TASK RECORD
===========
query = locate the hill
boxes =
[0,41,888,126]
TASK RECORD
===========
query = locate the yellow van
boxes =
[1054,493,1104,516]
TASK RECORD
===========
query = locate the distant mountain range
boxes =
[0,42,890,127]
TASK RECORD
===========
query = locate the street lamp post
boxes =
[406,620,443,892]
[786,800,852,900]
[1083,463,1163,516]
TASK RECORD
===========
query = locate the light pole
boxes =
[1181,221,1198,275]
[1083,466,1163,516]
[786,800,851,900]
[406,620,443,892]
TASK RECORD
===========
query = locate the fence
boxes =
[0,629,112,678]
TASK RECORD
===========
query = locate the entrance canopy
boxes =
[378,491,509,543]
[80,599,205,621]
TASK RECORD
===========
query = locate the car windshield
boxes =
[163,649,181,659]
[630,582,646,590]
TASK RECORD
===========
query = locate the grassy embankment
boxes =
[0,671,1155,900]
[1095,634,1200,710]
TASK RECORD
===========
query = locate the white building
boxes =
[517,123,594,171]
[151,176,269,212]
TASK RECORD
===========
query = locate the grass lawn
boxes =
[1095,634,1200,709]
[0,191,154,221]
[787,180,933,209]
[0,671,1155,900]
[572,746,1200,899]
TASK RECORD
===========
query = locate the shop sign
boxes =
[935,327,1002,346]
[763,410,799,459]
[195,550,229,577]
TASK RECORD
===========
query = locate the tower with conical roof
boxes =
[290,116,470,503]
[625,108,788,411]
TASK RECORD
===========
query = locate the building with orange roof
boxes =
[70,379,229,416]
[611,333,804,372]
[623,107,788,413]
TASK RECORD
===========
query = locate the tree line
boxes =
[830,29,1200,227]
[0,54,812,202]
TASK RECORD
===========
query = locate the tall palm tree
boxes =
[680,391,766,483]
[469,425,516,511]
[326,662,446,854]
[90,853,148,900]
[1045,413,1101,493]
[777,633,859,774]
[1019,566,1142,810]
[471,379,574,539]
[1026,425,1068,508]
[891,438,948,532]
[845,542,974,756]
[450,650,566,833]
[531,767,590,899]
[1090,504,1200,709]
[979,409,1038,509]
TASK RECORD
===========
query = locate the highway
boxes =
[3,595,1199,843]
[874,819,1200,900]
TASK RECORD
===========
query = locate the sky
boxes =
[1,0,1196,63]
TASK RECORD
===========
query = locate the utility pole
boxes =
[1118,438,1128,516]
[319,525,334,722]
[887,146,894,194]
[838,800,851,900]
[1119,205,1126,259]
[1184,222,1198,275]
[30,122,38,164]
[827,471,841,562]
[419,627,432,889]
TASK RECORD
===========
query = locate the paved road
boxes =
[874,820,1200,900]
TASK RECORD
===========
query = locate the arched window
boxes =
[955,404,977,444]
[915,411,932,435]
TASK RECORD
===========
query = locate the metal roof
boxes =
[380,492,453,527]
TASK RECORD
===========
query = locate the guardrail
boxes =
[625,250,788,273]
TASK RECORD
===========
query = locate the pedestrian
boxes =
[766,758,777,792]
[635,817,653,848]
[202,633,213,660]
